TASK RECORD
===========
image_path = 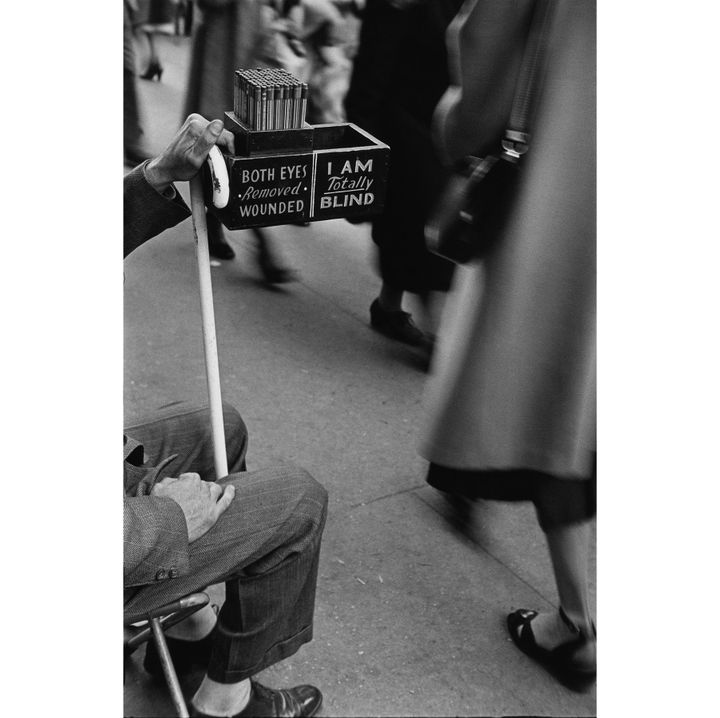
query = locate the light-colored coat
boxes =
[420,0,596,479]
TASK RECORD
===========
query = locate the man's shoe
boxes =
[258,255,297,284]
[143,632,213,677]
[370,298,426,347]
[209,235,236,260]
[192,680,322,717]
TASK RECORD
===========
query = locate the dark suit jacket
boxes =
[123,164,192,590]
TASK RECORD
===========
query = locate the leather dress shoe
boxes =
[370,298,426,347]
[208,235,236,260]
[192,680,322,717]
[258,256,297,285]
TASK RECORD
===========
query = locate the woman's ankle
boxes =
[559,605,594,637]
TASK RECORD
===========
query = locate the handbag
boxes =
[425,0,554,264]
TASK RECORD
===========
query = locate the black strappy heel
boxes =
[507,606,596,691]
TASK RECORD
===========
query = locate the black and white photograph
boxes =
[122,1,596,714]
[4,2,716,717]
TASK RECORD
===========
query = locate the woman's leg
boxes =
[547,521,594,633]
[528,519,595,658]
[139,31,164,79]
[148,32,160,66]
[512,469,597,677]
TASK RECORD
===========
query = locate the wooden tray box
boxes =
[204,115,390,230]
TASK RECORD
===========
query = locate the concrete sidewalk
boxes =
[124,33,596,717]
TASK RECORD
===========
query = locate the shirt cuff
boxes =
[141,160,178,200]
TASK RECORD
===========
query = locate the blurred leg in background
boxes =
[345,0,460,358]
[124,0,150,165]
[136,0,177,81]
[184,0,296,282]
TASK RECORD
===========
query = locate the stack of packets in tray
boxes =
[234,68,309,131]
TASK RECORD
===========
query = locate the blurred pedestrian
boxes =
[175,0,195,35]
[420,0,596,690]
[184,0,295,282]
[124,0,151,165]
[297,0,354,123]
[345,0,460,355]
[135,0,178,81]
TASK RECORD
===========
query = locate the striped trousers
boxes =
[124,401,328,682]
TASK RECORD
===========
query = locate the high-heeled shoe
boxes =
[507,607,596,691]
[140,61,163,82]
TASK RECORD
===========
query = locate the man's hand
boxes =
[144,114,236,194]
[151,472,236,543]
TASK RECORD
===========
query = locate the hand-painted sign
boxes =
[207,123,389,230]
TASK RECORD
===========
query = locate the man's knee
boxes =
[268,466,328,533]
[296,467,328,518]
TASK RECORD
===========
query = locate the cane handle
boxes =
[206,145,230,209]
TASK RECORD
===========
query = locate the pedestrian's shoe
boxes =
[258,254,297,284]
[143,632,214,677]
[192,681,323,717]
[208,234,236,260]
[140,60,164,81]
[507,607,596,692]
[369,298,426,347]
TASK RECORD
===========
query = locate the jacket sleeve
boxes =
[124,495,191,588]
[124,162,192,258]
[433,0,535,163]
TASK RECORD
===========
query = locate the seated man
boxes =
[124,114,328,718]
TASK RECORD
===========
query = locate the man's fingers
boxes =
[151,475,178,494]
[214,484,236,516]
[208,481,223,501]
[191,119,225,163]
[217,128,235,156]
[178,472,201,482]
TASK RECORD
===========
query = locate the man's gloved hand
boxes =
[151,472,236,543]
[144,113,236,195]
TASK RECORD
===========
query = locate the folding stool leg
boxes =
[150,617,190,718]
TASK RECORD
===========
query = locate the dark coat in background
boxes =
[183,0,264,121]
[345,0,462,295]
[134,0,176,27]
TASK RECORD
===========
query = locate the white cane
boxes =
[188,146,231,478]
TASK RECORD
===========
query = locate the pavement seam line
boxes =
[411,489,559,607]
[343,483,427,512]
